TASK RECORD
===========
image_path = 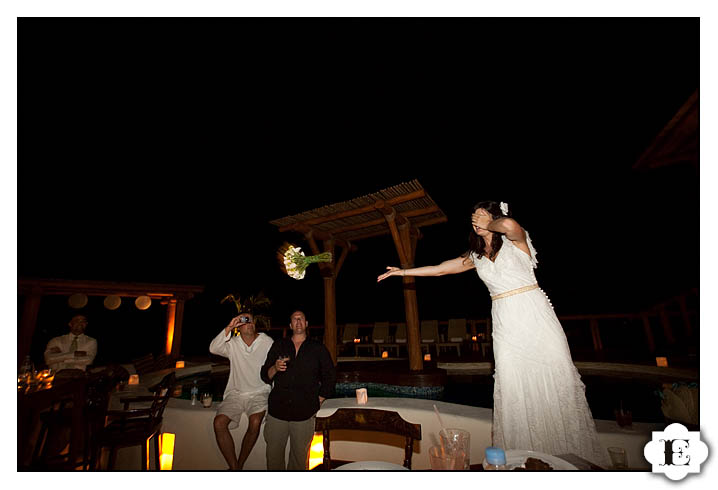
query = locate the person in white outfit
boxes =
[209,312,274,470]
[44,314,97,372]
[377,200,607,467]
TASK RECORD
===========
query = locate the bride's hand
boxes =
[377,266,402,282]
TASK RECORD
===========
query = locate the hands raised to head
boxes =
[377,266,403,283]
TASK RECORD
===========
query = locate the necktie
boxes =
[70,336,78,353]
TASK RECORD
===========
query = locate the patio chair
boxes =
[99,371,176,470]
[420,320,439,355]
[436,318,466,357]
[339,323,360,356]
[315,408,422,469]
[372,322,390,356]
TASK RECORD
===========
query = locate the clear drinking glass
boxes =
[607,446,628,469]
[439,429,471,469]
[429,445,464,470]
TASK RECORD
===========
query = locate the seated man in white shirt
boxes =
[209,312,273,470]
[44,314,98,372]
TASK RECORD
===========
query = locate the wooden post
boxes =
[165,299,177,357]
[305,231,339,365]
[18,288,43,367]
[641,313,656,354]
[376,200,423,371]
[169,297,186,361]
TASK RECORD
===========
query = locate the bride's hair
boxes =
[463,201,511,262]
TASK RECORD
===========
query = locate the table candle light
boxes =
[424,354,431,361]
[175,361,185,369]
[471,335,477,341]
[128,374,140,385]
[381,351,388,359]
[656,357,668,367]
[353,338,360,343]
[356,388,368,405]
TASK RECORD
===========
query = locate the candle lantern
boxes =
[381,351,389,359]
[356,388,368,405]
[128,374,140,385]
[175,361,185,369]
[656,357,668,367]
[424,354,431,361]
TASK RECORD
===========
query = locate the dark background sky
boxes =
[17,18,699,362]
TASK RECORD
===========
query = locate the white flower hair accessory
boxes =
[499,201,509,216]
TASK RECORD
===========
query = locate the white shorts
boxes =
[217,390,269,430]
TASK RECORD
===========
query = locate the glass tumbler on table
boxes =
[439,428,471,470]
[429,445,464,470]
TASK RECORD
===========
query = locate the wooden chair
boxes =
[315,408,422,469]
[436,318,466,357]
[420,320,439,355]
[100,371,176,470]
[18,377,87,470]
[132,353,156,375]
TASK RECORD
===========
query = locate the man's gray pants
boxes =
[264,413,316,470]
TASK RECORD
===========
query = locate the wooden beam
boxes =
[278,189,426,231]
[334,243,351,277]
[329,205,441,235]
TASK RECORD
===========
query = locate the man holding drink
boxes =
[261,310,336,470]
[210,312,274,470]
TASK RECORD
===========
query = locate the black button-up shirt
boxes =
[260,337,336,421]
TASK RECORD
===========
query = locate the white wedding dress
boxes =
[470,233,607,466]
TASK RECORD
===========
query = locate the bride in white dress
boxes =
[377,200,607,466]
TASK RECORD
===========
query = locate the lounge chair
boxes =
[437,318,466,357]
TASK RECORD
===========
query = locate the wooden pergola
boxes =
[18,278,204,367]
[270,179,447,371]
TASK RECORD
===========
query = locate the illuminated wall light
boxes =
[308,433,324,470]
[159,432,175,470]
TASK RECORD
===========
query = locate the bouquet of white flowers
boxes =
[278,242,332,280]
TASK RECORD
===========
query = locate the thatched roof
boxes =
[634,90,698,170]
[269,179,447,242]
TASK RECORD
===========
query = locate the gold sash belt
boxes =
[491,283,539,301]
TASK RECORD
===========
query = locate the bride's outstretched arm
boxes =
[377,256,475,282]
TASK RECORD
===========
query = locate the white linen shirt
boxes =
[44,333,98,371]
[209,330,273,398]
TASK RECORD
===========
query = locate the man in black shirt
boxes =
[261,310,336,470]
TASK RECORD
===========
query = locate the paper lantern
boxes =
[68,293,88,309]
[135,295,152,310]
[103,295,121,310]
